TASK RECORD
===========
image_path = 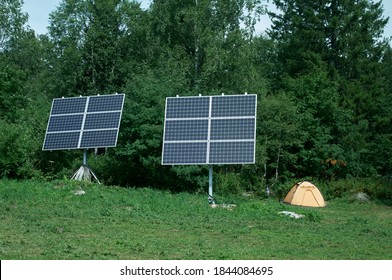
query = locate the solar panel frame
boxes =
[161,94,257,165]
[42,94,125,151]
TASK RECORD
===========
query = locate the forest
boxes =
[1,0,392,199]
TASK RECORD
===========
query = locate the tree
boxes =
[269,0,389,78]
[0,0,28,120]
[48,0,147,96]
[283,68,351,179]
[0,0,28,51]
[95,62,190,188]
[366,45,392,176]
[1,0,49,121]
[258,92,304,189]
[268,0,390,177]
[149,0,266,93]
[0,1,55,178]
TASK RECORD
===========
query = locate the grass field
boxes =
[0,179,391,260]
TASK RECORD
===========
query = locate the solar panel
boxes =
[210,118,255,140]
[51,97,87,115]
[47,115,84,132]
[165,96,210,118]
[211,95,256,117]
[43,132,81,150]
[87,95,124,112]
[164,120,209,141]
[42,94,125,150]
[84,112,122,130]
[209,141,255,164]
[80,130,119,148]
[163,142,208,165]
[162,94,257,165]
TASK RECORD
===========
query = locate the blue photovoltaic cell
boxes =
[162,142,207,165]
[210,118,255,140]
[84,112,121,130]
[43,132,81,150]
[47,115,84,132]
[164,120,209,141]
[211,95,256,117]
[80,130,119,148]
[43,94,125,150]
[88,95,125,112]
[166,97,210,118]
[209,141,255,164]
[161,94,257,165]
[51,97,87,115]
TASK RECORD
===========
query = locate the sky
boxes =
[22,0,392,39]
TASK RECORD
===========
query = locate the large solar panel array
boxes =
[43,94,125,150]
[162,94,257,165]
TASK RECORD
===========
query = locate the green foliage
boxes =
[269,0,391,180]
[48,0,147,95]
[0,66,27,121]
[258,92,304,184]
[0,0,28,51]
[149,0,266,92]
[323,178,392,204]
[269,0,389,78]
[215,171,243,196]
[97,63,190,188]
[283,69,351,179]
[0,120,40,178]
[169,165,208,192]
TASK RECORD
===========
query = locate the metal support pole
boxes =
[83,149,87,166]
[208,166,215,204]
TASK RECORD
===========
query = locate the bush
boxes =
[322,178,392,203]
[0,120,41,178]
[215,172,243,196]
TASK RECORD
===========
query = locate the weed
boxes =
[305,211,322,222]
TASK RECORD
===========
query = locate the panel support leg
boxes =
[71,149,101,184]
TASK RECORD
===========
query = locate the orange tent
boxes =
[284,181,326,207]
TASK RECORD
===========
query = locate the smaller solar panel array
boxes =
[43,94,125,150]
[162,94,257,165]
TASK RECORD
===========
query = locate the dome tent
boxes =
[284,181,326,207]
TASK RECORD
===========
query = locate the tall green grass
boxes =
[1,179,391,259]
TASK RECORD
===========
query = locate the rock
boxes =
[209,203,236,210]
[278,211,305,219]
[353,192,370,203]
[74,189,86,195]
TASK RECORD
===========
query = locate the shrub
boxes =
[324,178,392,203]
[215,172,243,196]
[0,120,41,178]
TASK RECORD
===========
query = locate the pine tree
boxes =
[268,0,390,177]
